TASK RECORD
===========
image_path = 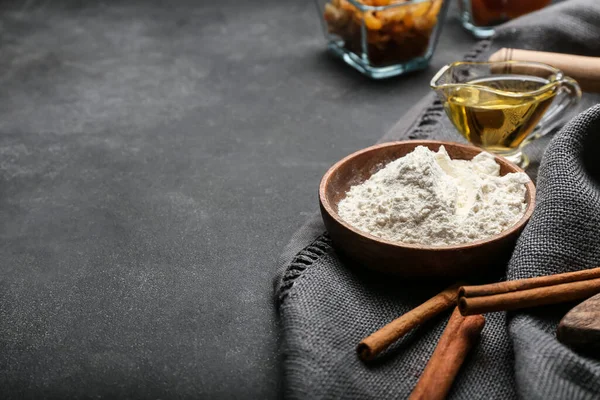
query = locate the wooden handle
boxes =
[489,48,600,93]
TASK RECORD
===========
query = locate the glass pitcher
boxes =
[430,61,581,168]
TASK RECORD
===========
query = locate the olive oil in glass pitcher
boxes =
[431,61,581,168]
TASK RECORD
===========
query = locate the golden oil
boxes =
[443,75,557,154]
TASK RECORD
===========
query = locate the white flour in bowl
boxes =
[337,145,530,246]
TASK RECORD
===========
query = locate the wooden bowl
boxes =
[319,140,536,279]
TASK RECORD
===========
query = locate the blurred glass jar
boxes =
[315,0,450,79]
[459,0,551,39]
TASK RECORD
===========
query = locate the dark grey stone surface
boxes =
[0,0,475,398]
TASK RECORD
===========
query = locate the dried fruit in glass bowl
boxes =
[469,0,550,27]
[323,0,443,67]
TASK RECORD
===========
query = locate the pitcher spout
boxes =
[430,63,454,100]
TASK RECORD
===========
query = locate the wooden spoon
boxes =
[557,293,600,357]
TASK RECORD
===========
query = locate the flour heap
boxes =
[337,146,530,246]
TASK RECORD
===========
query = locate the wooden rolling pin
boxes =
[489,48,600,93]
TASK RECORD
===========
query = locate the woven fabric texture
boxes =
[275,1,600,398]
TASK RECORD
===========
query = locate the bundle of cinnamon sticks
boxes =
[357,266,600,399]
[459,267,600,315]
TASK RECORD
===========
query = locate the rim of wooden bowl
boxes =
[319,140,536,251]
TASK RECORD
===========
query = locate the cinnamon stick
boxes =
[459,273,600,316]
[488,48,600,93]
[409,308,485,400]
[460,266,600,298]
[357,283,461,361]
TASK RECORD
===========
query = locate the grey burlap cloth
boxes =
[274,1,600,398]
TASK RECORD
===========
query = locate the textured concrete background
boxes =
[0,0,475,398]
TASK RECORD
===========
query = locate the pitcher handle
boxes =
[528,77,581,142]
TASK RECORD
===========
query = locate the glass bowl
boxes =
[315,0,450,79]
[458,0,551,39]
